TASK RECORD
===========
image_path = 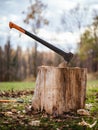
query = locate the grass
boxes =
[87,79,98,88]
[0,82,35,91]
[0,80,98,130]
[86,79,98,119]
[0,79,97,91]
[87,79,98,100]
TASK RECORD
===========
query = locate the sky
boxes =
[0,0,98,52]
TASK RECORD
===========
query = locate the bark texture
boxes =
[32,66,87,115]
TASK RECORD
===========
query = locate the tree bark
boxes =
[32,66,87,115]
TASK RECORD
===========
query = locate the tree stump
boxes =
[32,66,87,115]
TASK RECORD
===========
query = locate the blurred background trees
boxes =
[78,16,98,72]
[0,1,98,81]
[23,0,49,77]
[0,40,57,81]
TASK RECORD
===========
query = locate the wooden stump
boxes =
[32,66,87,115]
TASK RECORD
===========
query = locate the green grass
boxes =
[86,79,98,118]
[87,79,98,87]
[0,79,98,91]
[0,82,35,91]
[87,79,98,96]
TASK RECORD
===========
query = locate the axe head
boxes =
[64,52,73,63]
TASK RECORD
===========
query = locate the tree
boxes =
[23,0,48,77]
[61,4,89,56]
[4,37,12,81]
[3,37,19,81]
[79,15,98,72]
[15,46,23,80]
[61,4,96,69]
[61,4,89,33]
[0,46,3,81]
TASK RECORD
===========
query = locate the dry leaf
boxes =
[78,118,97,128]
[11,109,17,113]
[29,120,40,126]
[77,109,90,116]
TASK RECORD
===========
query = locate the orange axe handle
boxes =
[0,99,24,103]
[9,22,25,33]
[0,100,16,103]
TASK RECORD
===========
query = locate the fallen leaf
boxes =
[85,103,93,110]
[5,111,13,116]
[77,109,90,116]
[78,118,97,128]
[29,120,40,126]
[11,109,17,113]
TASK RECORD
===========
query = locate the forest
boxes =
[0,39,62,81]
[0,14,98,81]
[0,1,98,82]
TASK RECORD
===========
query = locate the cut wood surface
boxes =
[32,66,87,115]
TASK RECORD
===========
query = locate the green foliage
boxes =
[79,29,96,60]
[79,15,98,64]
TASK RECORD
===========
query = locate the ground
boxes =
[0,81,98,130]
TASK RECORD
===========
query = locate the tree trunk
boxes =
[32,66,87,115]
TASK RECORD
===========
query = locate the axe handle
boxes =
[0,99,24,103]
[9,22,25,33]
[0,100,16,103]
[9,22,73,62]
